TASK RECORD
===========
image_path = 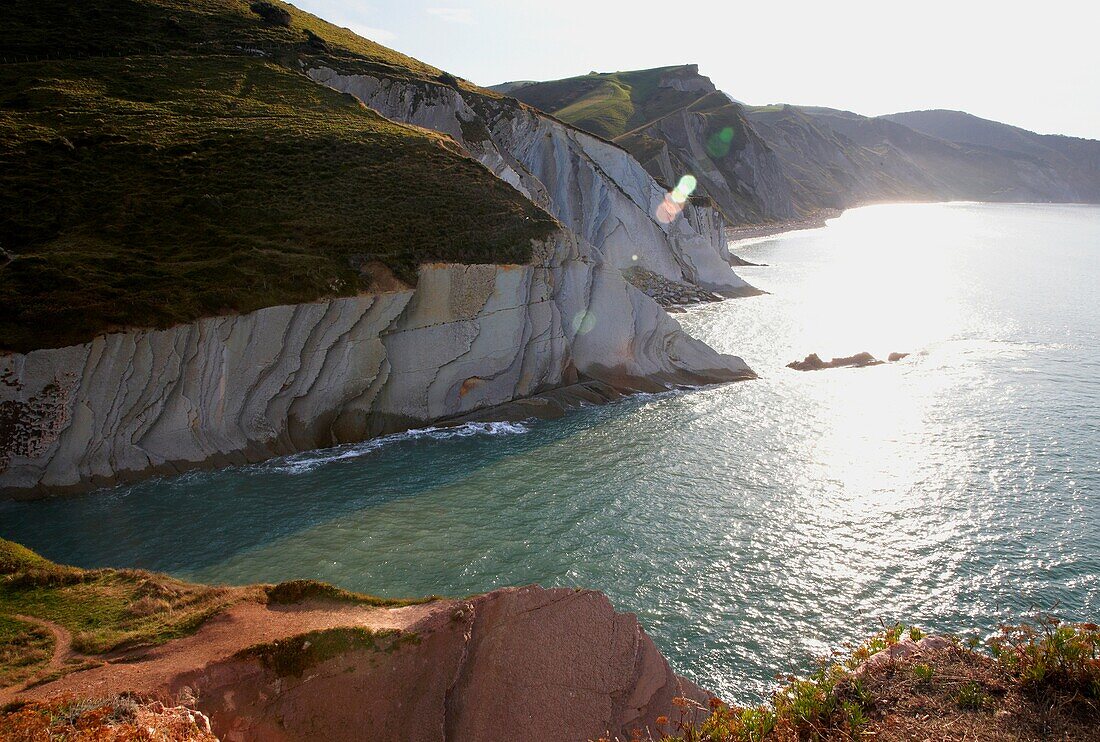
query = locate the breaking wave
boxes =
[259,421,532,475]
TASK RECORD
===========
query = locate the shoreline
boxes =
[725,208,844,245]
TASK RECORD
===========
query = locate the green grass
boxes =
[0,615,54,688]
[234,626,418,678]
[954,680,992,710]
[912,662,935,684]
[511,66,705,140]
[0,538,252,661]
[264,579,434,608]
[0,0,558,352]
[1,564,245,655]
[0,540,56,575]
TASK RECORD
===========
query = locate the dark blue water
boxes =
[4,203,1098,701]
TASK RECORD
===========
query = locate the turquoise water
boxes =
[3,202,1099,701]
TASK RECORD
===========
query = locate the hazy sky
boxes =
[292,0,1099,140]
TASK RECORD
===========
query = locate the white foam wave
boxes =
[259,420,531,475]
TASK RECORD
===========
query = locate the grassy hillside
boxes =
[506,66,794,222]
[0,537,426,690]
[509,66,708,140]
[0,0,558,352]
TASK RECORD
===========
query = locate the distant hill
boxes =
[497,65,713,141]
[503,66,1100,225]
[487,80,536,94]
[882,110,1100,202]
[503,66,799,222]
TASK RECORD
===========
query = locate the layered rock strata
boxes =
[1,232,752,497]
[0,64,763,497]
[306,68,758,298]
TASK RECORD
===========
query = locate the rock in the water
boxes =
[787,352,883,371]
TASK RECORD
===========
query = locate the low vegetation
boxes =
[0,693,217,740]
[647,617,1099,741]
[235,625,418,678]
[0,616,53,689]
[0,538,435,692]
[263,578,433,608]
[1,0,558,352]
[0,539,249,658]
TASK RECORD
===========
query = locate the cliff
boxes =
[4,540,1096,741]
[1,235,751,496]
[504,66,1100,224]
[0,1,756,497]
[0,541,709,740]
[305,67,757,297]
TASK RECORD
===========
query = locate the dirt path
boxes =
[8,598,452,705]
[0,614,77,706]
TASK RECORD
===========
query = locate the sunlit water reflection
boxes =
[3,203,1098,701]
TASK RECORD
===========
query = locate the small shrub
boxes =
[265,579,428,608]
[303,29,328,52]
[235,627,415,678]
[955,681,991,710]
[126,595,172,618]
[249,1,291,27]
[842,699,868,732]
[988,615,1100,699]
[912,662,934,684]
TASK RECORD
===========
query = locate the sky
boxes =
[291,0,1100,140]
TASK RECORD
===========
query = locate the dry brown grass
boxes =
[0,694,217,741]
[653,622,1099,742]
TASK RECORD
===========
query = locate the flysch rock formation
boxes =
[305,68,759,298]
[0,61,763,498]
[1,229,753,497]
[19,586,711,742]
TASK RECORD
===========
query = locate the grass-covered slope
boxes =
[501,65,710,140]
[503,66,797,223]
[0,0,558,353]
[0,537,427,690]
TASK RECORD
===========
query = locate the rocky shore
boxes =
[623,266,732,309]
[725,209,843,244]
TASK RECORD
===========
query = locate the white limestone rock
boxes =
[0,232,751,497]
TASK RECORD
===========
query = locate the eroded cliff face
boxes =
[12,585,710,741]
[177,587,709,742]
[0,231,752,497]
[306,68,758,298]
[619,94,800,224]
[0,61,764,497]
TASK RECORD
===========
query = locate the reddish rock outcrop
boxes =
[18,586,709,742]
[183,587,707,742]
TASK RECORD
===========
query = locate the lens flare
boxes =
[706,126,736,158]
[572,310,596,334]
[656,174,698,223]
[670,174,697,205]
